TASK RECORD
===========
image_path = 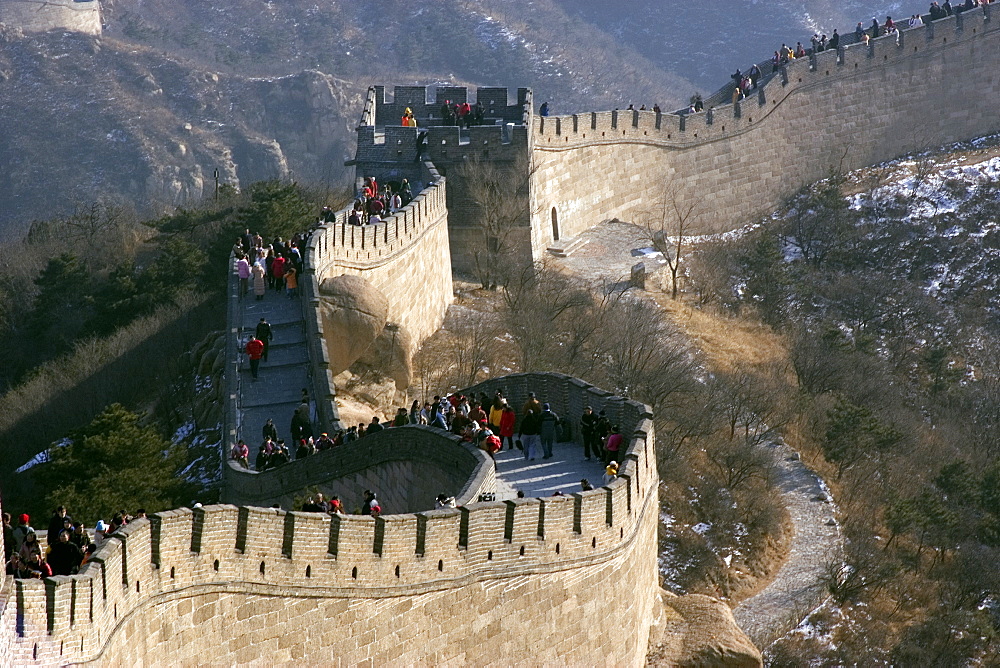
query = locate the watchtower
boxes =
[352,85,535,275]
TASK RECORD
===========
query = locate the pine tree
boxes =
[37,404,188,523]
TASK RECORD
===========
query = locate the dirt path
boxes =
[553,220,842,649]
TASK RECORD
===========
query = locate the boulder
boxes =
[318,274,389,375]
[648,591,762,668]
[356,322,414,389]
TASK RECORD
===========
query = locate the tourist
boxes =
[481,429,502,458]
[284,263,298,299]
[262,418,278,443]
[828,29,841,50]
[604,461,619,486]
[362,490,380,516]
[367,416,384,434]
[255,318,273,362]
[251,262,266,301]
[522,392,541,418]
[435,494,457,509]
[70,522,92,550]
[19,552,52,579]
[518,408,542,461]
[499,404,517,450]
[18,531,42,562]
[870,17,881,38]
[603,424,623,465]
[93,520,108,545]
[329,496,344,514]
[539,403,561,460]
[270,253,286,292]
[580,406,601,462]
[230,438,250,469]
[48,530,84,576]
[489,394,505,434]
[538,101,549,117]
[47,506,70,546]
[236,254,250,298]
[855,21,865,41]
[245,335,264,381]
[392,407,409,427]
[581,479,594,492]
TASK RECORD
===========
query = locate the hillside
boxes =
[0,25,359,238]
[683,135,1000,664]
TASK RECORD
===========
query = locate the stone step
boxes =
[547,236,589,258]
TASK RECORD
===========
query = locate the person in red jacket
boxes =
[481,429,502,458]
[246,336,265,380]
[499,405,516,450]
[270,254,286,292]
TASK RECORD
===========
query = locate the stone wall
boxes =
[0,0,101,36]
[529,8,1000,257]
[1,374,660,666]
[222,425,496,512]
[305,161,453,355]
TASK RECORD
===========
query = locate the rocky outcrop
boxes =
[356,321,414,389]
[318,274,389,376]
[648,591,762,668]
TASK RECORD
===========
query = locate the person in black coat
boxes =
[48,530,84,576]
[46,506,70,546]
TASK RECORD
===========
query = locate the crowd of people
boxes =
[325,176,415,227]
[3,506,146,579]
[232,387,628,506]
[234,228,306,302]
[434,100,487,128]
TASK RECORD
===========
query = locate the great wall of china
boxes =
[1,3,999,665]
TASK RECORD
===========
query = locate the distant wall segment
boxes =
[530,8,1000,255]
[0,0,101,36]
[304,161,454,360]
[2,374,659,666]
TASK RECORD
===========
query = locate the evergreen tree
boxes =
[37,404,188,523]
[823,396,902,478]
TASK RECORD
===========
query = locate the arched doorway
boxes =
[551,206,560,241]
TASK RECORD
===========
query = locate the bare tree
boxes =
[457,154,539,289]
[643,185,697,299]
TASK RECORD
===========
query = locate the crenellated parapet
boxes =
[533,8,994,152]
[530,5,1000,257]
[2,373,660,666]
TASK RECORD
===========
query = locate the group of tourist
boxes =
[233,386,628,479]
[712,2,989,112]
[3,506,146,580]
[234,228,306,302]
[435,100,487,128]
[340,176,414,227]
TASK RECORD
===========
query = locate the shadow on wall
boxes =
[222,425,495,512]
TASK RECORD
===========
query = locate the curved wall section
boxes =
[222,425,495,511]
[1,374,658,666]
[529,8,1000,255]
[0,0,101,35]
[304,161,453,349]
